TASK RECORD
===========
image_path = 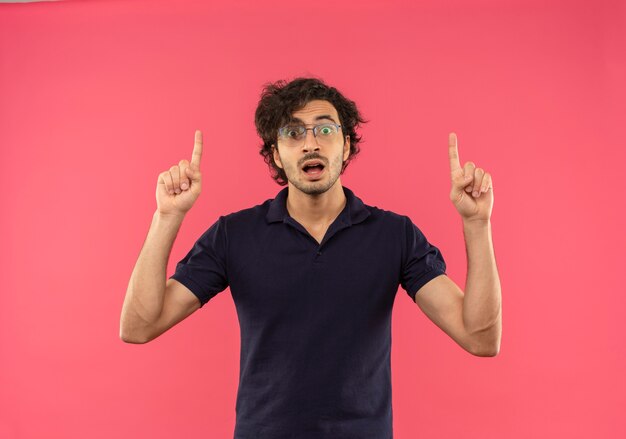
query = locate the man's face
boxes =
[272,100,350,196]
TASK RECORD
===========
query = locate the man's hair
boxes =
[255,76,368,186]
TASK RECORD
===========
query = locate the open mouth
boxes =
[302,161,326,178]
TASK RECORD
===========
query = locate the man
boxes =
[120,77,502,439]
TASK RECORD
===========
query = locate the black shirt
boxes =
[170,185,447,439]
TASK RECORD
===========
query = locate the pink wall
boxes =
[1,0,624,437]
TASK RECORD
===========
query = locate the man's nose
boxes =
[302,129,320,152]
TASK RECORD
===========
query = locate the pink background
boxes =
[1,0,625,438]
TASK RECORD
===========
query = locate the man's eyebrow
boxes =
[289,115,338,124]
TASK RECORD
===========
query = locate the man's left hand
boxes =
[448,132,493,222]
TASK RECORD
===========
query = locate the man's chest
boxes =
[226,225,403,321]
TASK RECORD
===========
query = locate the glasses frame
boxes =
[277,123,343,146]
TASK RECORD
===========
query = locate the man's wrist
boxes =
[463,219,491,239]
[154,210,186,226]
[462,218,491,235]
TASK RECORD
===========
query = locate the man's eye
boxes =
[285,127,303,137]
[318,125,335,135]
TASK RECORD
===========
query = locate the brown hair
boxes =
[254,76,368,185]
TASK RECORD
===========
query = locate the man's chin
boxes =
[291,177,336,196]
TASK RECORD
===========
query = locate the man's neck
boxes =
[285,181,347,227]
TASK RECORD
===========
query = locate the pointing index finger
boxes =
[448,132,461,174]
[191,129,203,169]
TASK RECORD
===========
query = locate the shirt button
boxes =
[317,251,322,256]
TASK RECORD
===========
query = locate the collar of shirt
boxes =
[265,185,371,226]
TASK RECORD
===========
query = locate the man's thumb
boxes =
[186,165,200,181]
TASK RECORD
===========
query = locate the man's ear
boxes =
[272,144,283,169]
[343,135,350,161]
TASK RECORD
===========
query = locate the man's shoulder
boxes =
[359,199,409,226]
[221,198,273,224]
[365,203,405,219]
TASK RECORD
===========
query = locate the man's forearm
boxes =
[461,219,502,352]
[120,210,185,341]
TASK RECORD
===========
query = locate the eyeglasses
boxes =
[277,123,343,147]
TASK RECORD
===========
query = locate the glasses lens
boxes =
[279,126,305,145]
[315,124,338,140]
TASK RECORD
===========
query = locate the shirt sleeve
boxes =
[169,215,229,308]
[400,215,447,301]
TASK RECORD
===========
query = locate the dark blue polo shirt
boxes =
[169,185,447,439]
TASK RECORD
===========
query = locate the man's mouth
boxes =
[301,160,326,178]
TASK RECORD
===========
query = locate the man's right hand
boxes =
[156,130,203,216]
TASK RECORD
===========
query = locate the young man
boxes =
[120,77,502,439]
